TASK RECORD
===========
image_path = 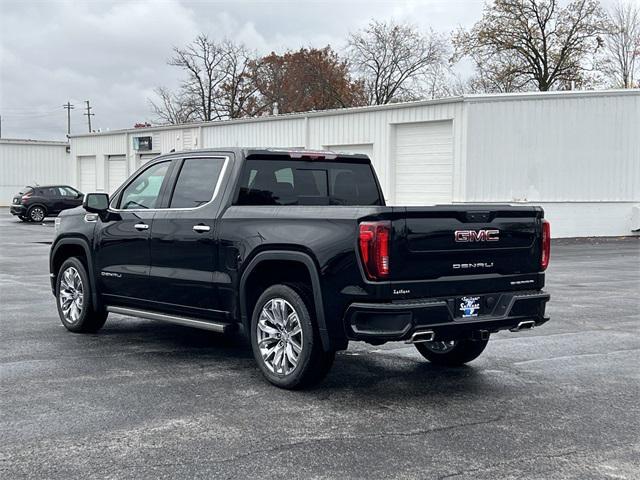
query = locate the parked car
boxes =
[10,185,84,222]
[49,148,551,389]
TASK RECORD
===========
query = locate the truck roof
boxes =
[154,147,371,162]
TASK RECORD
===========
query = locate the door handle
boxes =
[193,225,211,233]
[134,223,149,231]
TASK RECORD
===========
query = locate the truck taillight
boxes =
[359,221,390,280]
[541,219,551,271]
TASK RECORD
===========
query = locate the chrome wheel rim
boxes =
[31,207,44,222]
[256,298,303,375]
[423,340,457,354]
[59,267,84,324]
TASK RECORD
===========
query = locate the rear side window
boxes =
[169,157,226,208]
[235,159,382,206]
[58,186,78,196]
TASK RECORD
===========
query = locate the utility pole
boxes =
[83,100,94,132]
[62,101,74,137]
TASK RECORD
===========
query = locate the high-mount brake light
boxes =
[359,221,391,280]
[288,150,337,160]
[541,219,551,271]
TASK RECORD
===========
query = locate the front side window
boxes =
[169,157,226,208]
[118,161,170,210]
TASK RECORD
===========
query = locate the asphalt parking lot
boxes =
[1,211,639,479]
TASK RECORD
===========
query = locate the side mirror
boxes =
[83,193,109,213]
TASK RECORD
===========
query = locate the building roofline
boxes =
[0,138,69,146]
[68,88,640,139]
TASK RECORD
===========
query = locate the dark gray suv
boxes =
[10,185,84,222]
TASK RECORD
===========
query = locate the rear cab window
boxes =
[235,158,383,206]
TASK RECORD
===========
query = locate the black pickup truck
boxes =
[50,148,550,389]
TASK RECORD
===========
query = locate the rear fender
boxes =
[239,251,333,352]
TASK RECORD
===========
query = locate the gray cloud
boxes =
[0,0,525,140]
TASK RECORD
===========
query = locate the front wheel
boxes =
[251,284,334,389]
[56,257,108,333]
[415,337,490,366]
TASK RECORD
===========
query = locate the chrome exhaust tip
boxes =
[405,330,436,344]
[510,320,535,332]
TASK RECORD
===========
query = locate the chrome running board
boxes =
[106,306,233,333]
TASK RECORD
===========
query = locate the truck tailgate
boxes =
[390,205,543,284]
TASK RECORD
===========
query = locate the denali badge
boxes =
[454,229,499,242]
[101,271,122,278]
[453,262,494,269]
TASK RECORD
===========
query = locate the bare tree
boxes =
[169,34,227,121]
[601,1,640,88]
[150,35,261,123]
[453,0,609,92]
[347,21,448,104]
[213,40,262,119]
[148,87,197,125]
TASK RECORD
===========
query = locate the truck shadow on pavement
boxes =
[95,318,497,399]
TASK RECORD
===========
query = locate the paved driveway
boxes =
[1,212,638,479]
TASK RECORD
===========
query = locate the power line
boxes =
[0,109,61,117]
[84,100,94,132]
[62,101,74,137]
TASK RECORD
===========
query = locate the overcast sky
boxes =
[0,0,616,140]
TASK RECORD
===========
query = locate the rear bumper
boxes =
[344,290,550,343]
[10,205,26,216]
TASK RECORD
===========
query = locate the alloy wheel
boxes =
[59,266,84,324]
[256,298,303,375]
[30,207,45,222]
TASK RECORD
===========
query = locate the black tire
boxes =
[415,337,490,366]
[250,284,334,389]
[28,205,46,222]
[55,257,107,333]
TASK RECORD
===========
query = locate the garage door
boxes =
[394,121,453,205]
[136,153,158,170]
[78,156,96,193]
[107,156,127,194]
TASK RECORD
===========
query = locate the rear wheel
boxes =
[251,284,334,389]
[28,205,46,222]
[56,257,107,333]
[415,337,490,366]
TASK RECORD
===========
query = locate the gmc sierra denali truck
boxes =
[50,148,550,389]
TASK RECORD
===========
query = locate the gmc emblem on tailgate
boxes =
[454,229,500,242]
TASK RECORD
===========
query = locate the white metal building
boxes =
[0,139,71,205]
[68,90,640,238]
